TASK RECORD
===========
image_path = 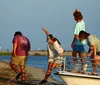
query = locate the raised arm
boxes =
[42,26,50,36]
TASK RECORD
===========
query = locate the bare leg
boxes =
[90,54,96,74]
[43,62,54,81]
[72,51,82,72]
[72,51,78,64]
[93,55,100,68]
[52,63,61,69]
[79,52,85,71]
[42,62,60,82]
[10,62,19,73]
[20,65,26,82]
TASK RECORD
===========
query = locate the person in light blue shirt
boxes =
[71,9,87,72]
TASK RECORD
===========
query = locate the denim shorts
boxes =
[72,45,85,52]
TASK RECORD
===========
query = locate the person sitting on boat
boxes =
[40,26,64,84]
[79,30,100,74]
[71,9,87,72]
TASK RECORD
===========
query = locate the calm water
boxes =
[0,56,100,82]
[0,56,63,82]
[0,56,48,69]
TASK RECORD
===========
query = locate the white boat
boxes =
[57,70,100,85]
[56,57,100,85]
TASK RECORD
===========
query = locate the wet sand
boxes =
[0,61,66,85]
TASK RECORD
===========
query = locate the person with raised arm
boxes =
[40,26,64,84]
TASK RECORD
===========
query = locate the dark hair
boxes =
[14,31,23,36]
[48,34,54,39]
[79,30,87,38]
[55,38,61,45]
[73,11,83,20]
[48,34,61,45]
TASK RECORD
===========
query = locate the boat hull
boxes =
[58,71,100,85]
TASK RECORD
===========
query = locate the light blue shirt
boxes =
[74,20,86,45]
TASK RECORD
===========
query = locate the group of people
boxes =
[71,9,100,75]
[9,9,100,84]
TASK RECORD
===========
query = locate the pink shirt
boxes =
[12,35,31,56]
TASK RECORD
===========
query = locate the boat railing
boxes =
[57,56,100,73]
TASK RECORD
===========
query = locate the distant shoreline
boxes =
[0,50,86,56]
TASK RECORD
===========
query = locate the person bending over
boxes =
[79,30,100,74]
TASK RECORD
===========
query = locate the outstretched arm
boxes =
[42,26,50,36]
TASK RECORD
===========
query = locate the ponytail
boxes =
[54,38,61,45]
[48,34,61,45]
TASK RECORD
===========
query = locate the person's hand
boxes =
[12,53,16,57]
[71,43,74,48]
[13,52,17,57]
[59,53,63,57]
[42,26,50,35]
[13,54,17,57]
[94,55,97,59]
[86,53,89,57]
[42,26,46,31]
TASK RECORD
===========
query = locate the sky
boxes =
[0,0,100,51]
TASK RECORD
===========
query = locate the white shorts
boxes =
[48,56,64,64]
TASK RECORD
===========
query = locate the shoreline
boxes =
[0,50,86,56]
[0,60,66,85]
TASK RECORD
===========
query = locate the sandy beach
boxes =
[0,61,66,85]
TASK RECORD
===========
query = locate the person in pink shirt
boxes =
[10,31,31,84]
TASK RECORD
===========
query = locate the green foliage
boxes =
[0,51,12,56]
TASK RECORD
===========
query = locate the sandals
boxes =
[91,72,98,75]
[16,73,21,80]
[39,80,47,84]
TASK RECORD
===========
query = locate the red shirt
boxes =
[12,35,31,56]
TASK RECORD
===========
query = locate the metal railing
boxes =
[57,56,100,73]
